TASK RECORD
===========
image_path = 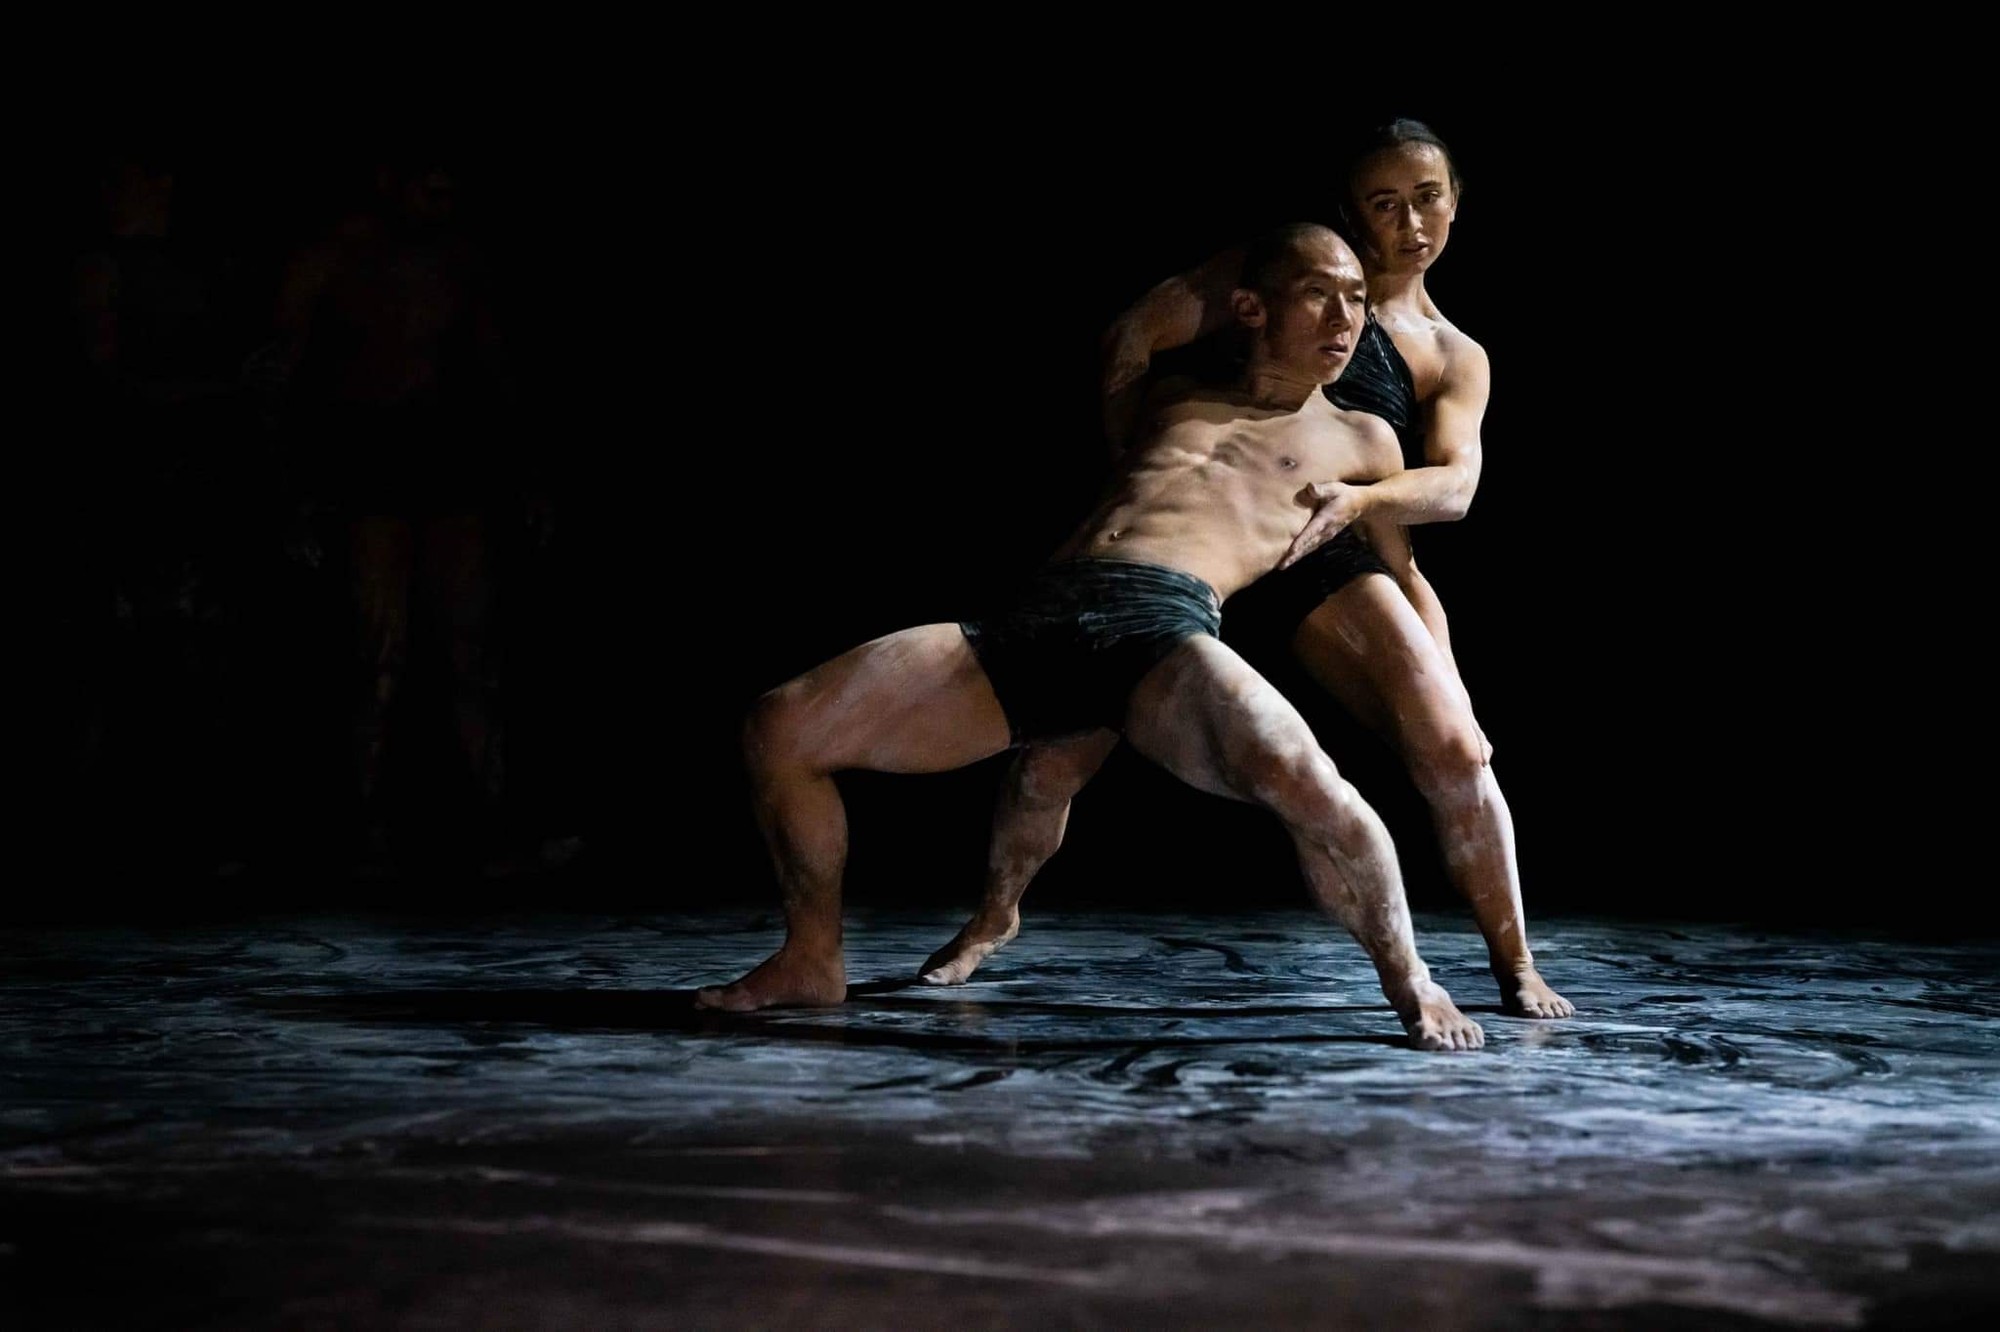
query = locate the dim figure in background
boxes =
[266,156,533,870]
[68,151,266,873]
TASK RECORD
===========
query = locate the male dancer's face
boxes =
[1245,234,1369,385]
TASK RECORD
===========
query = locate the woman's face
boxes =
[1350,143,1457,277]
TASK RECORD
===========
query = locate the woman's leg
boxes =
[1293,575,1573,1017]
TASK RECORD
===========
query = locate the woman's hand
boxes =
[1280,481,1371,569]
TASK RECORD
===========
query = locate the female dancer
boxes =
[920,119,1573,1019]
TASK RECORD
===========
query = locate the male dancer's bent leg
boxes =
[695,624,1013,1012]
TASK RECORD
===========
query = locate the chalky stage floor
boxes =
[4,910,1996,1328]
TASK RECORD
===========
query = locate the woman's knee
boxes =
[1406,714,1489,800]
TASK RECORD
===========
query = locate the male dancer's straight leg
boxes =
[1120,635,1482,1051]
[697,624,1013,1012]
[919,730,1117,984]
[1294,576,1573,1018]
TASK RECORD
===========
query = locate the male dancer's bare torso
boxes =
[1055,384,1405,598]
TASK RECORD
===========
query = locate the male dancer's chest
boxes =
[1151,411,1356,492]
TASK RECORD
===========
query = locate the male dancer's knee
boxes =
[1236,741,1371,843]
[741,683,827,786]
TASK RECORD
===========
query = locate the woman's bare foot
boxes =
[918,907,1021,985]
[1498,965,1575,1019]
[694,946,846,1012]
[1389,979,1485,1051]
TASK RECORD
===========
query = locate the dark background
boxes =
[37,75,1964,933]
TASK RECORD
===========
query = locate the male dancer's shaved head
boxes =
[1238,222,1349,298]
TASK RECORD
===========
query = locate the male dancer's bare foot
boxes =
[918,907,1020,985]
[1390,979,1485,1051]
[1498,966,1575,1019]
[694,946,846,1012]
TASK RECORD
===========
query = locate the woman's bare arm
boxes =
[1351,331,1490,525]
[1277,328,1493,565]
[1101,246,1245,454]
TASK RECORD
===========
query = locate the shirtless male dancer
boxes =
[695,224,1484,1052]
